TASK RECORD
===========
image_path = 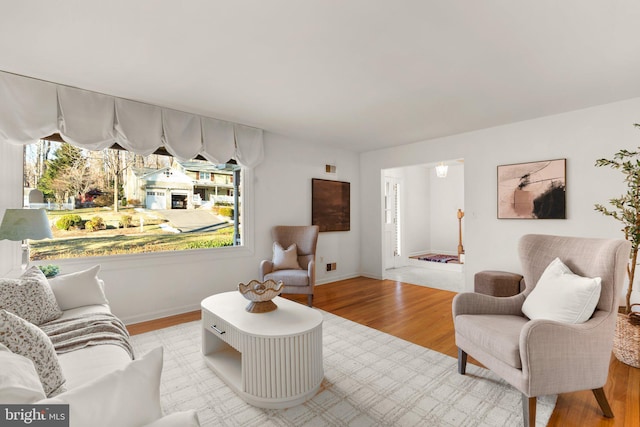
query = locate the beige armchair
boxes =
[260,225,319,307]
[453,234,630,427]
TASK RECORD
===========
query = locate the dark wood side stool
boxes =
[474,270,524,297]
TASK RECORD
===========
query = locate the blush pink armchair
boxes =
[453,234,630,427]
[260,225,319,307]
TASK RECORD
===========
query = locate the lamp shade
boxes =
[0,209,53,241]
[435,162,448,178]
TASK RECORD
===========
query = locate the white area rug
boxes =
[130,311,556,426]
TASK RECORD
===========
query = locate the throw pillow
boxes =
[0,344,47,403]
[48,265,108,310]
[272,242,301,271]
[39,347,164,427]
[0,266,63,325]
[142,411,201,427]
[0,309,66,396]
[522,257,602,324]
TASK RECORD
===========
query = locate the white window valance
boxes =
[0,71,263,167]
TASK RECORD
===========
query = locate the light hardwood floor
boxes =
[127,277,640,427]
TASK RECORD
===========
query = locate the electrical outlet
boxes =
[326,263,332,272]
[331,262,337,270]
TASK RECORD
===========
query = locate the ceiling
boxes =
[2,1,640,153]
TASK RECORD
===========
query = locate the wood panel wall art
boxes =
[312,178,350,231]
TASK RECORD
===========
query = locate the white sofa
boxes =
[0,265,200,427]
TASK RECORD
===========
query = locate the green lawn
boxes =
[31,208,235,260]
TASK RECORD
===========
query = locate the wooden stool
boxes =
[474,270,523,297]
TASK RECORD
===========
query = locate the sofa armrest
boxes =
[259,260,273,281]
[452,292,526,317]
[519,310,614,395]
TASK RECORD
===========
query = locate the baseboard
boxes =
[120,273,372,323]
[120,303,201,325]
[316,273,360,285]
[358,272,384,280]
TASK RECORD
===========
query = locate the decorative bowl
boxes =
[238,279,284,313]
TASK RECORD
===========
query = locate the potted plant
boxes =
[595,124,640,368]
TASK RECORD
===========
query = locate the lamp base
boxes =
[21,241,29,271]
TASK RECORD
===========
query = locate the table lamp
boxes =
[0,208,53,270]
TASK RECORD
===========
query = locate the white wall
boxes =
[361,97,640,292]
[401,166,431,257]
[254,133,360,285]
[0,132,361,324]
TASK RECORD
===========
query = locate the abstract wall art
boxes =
[497,159,566,219]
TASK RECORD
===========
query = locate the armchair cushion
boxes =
[272,242,302,271]
[522,257,601,324]
[264,269,309,287]
[456,314,529,369]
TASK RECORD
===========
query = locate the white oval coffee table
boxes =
[201,291,323,409]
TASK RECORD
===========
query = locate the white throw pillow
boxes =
[38,347,164,427]
[522,257,602,324]
[142,410,201,427]
[0,309,66,396]
[0,266,63,325]
[0,344,47,403]
[272,242,301,271]
[48,265,108,310]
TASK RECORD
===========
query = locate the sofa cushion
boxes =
[58,344,132,390]
[0,309,66,396]
[0,266,63,325]
[39,347,164,427]
[455,314,529,369]
[272,242,302,271]
[48,265,108,310]
[522,257,602,324]
[0,343,47,403]
[142,410,201,427]
[264,269,309,287]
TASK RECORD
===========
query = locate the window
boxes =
[24,140,244,261]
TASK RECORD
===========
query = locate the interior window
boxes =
[24,140,243,261]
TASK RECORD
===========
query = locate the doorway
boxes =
[382,160,465,292]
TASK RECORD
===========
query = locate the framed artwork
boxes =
[497,158,566,219]
[312,178,350,231]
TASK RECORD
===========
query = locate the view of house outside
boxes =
[24,140,241,260]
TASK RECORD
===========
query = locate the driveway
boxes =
[153,209,230,233]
